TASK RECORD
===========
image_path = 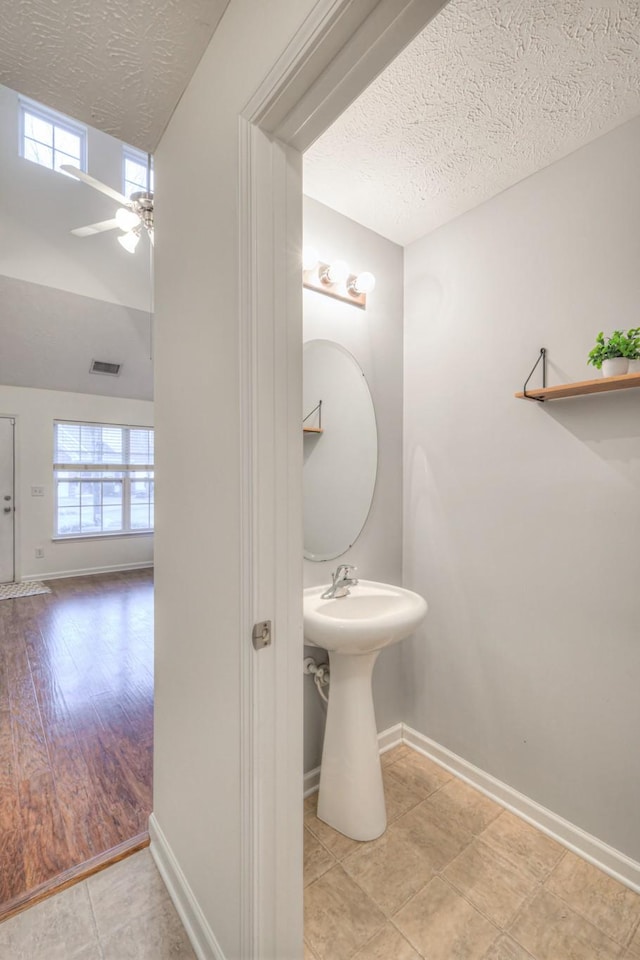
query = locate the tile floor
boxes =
[3,747,639,959]
[304,745,640,960]
[0,849,196,959]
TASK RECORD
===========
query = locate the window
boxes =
[19,98,87,174]
[54,422,154,538]
[122,145,154,200]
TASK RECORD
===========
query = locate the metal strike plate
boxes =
[252,620,272,650]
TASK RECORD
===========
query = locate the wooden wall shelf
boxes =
[303,427,324,434]
[516,371,640,402]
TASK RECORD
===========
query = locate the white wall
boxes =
[0,384,153,580]
[0,83,151,312]
[302,196,404,772]
[403,115,640,862]
[153,3,318,956]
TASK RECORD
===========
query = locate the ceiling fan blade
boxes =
[60,165,128,204]
[71,218,121,237]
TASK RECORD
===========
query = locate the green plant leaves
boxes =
[587,328,640,368]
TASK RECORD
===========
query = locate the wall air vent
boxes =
[90,360,122,376]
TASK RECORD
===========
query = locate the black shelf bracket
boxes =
[523,348,547,402]
[303,399,323,429]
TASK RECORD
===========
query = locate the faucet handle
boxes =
[334,564,357,581]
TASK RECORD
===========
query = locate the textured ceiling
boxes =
[0,0,230,151]
[304,0,640,246]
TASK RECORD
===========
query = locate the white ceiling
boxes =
[0,81,154,399]
[0,0,230,151]
[0,276,153,400]
[304,0,640,246]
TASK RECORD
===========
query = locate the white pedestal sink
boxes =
[304,580,427,841]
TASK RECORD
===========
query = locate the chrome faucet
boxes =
[321,564,358,599]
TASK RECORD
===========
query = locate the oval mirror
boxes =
[303,340,378,561]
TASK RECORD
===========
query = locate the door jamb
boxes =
[0,416,16,584]
[238,1,450,955]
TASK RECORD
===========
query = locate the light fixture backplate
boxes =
[303,261,367,309]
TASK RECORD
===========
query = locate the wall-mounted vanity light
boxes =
[303,246,375,309]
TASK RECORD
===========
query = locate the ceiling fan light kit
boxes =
[115,206,139,231]
[61,162,154,252]
[118,229,141,253]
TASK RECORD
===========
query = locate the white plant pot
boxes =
[602,358,629,377]
[627,359,640,374]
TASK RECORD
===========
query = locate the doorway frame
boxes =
[0,415,16,584]
[237,1,449,955]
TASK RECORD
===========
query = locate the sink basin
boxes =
[303,580,427,654]
[304,580,427,841]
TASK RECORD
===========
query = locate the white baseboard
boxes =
[378,721,404,755]
[22,560,153,582]
[304,720,640,893]
[149,813,227,960]
[402,724,640,895]
[304,766,321,797]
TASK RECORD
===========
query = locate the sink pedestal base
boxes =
[317,649,386,841]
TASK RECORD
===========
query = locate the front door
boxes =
[0,417,15,583]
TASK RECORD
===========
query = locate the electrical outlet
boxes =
[31,485,45,497]
[35,548,44,559]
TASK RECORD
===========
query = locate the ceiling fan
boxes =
[61,158,154,254]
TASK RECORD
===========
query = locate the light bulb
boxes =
[302,246,319,271]
[350,271,376,295]
[118,229,140,253]
[116,207,140,232]
[324,260,349,285]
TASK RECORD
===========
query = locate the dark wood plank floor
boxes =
[0,569,153,916]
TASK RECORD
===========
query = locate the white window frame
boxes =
[122,144,153,199]
[53,420,154,540]
[18,96,87,173]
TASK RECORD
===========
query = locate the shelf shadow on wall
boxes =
[544,390,640,488]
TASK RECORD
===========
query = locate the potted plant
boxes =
[627,328,640,374]
[587,329,640,377]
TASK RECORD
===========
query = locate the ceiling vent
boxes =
[90,360,121,376]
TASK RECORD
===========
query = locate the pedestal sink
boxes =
[304,580,427,841]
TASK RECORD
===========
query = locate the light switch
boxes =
[31,486,45,497]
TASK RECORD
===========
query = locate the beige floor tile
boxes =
[305,827,335,886]
[0,883,101,960]
[545,852,640,946]
[304,864,386,960]
[479,811,565,882]
[305,814,364,860]
[444,838,539,928]
[305,940,320,960]
[394,796,473,870]
[509,888,624,960]
[482,935,535,959]
[628,922,640,958]
[383,766,424,823]
[385,750,452,800]
[381,744,411,767]
[88,849,170,938]
[425,777,502,837]
[394,877,499,960]
[353,922,421,959]
[99,900,197,960]
[304,794,363,860]
[342,822,436,916]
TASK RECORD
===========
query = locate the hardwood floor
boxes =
[0,569,153,919]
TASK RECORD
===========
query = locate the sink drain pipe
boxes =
[304,656,330,704]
